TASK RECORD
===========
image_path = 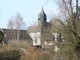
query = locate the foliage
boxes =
[20,46,50,60]
[0,30,4,42]
[0,40,30,60]
[56,11,80,60]
[48,0,80,60]
[0,46,21,60]
[8,40,29,50]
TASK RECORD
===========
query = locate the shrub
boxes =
[8,40,28,50]
[20,46,50,60]
[32,51,50,60]
[0,46,21,60]
[0,30,4,43]
[0,40,31,60]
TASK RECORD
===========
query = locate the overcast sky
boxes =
[0,0,58,29]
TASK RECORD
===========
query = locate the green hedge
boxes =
[0,50,21,60]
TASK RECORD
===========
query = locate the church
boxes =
[28,8,62,50]
[0,8,62,51]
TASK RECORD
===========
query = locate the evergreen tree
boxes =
[0,30,4,43]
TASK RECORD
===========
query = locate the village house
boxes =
[0,28,32,44]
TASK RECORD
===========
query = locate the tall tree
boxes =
[15,13,25,41]
[47,0,80,59]
[7,13,25,41]
[7,17,15,40]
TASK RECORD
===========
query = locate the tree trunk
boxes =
[76,0,78,20]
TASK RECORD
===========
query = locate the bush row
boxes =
[0,45,21,60]
[0,49,21,60]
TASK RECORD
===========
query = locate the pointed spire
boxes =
[38,7,47,23]
[42,7,43,10]
[40,7,44,14]
[42,7,44,12]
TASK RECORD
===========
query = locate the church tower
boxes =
[38,7,47,24]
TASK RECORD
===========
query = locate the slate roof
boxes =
[0,28,32,43]
[27,25,41,33]
[38,7,47,23]
[27,22,52,33]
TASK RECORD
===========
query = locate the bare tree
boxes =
[45,0,80,59]
[49,19,63,34]
[51,0,80,44]
[7,16,15,40]
[7,13,25,41]
[14,13,25,41]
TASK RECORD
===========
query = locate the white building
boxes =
[28,8,62,51]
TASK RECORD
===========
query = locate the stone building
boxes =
[28,8,62,50]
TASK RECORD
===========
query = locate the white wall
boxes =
[29,32,41,45]
[45,41,53,45]
[52,33,59,42]
[54,46,58,51]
